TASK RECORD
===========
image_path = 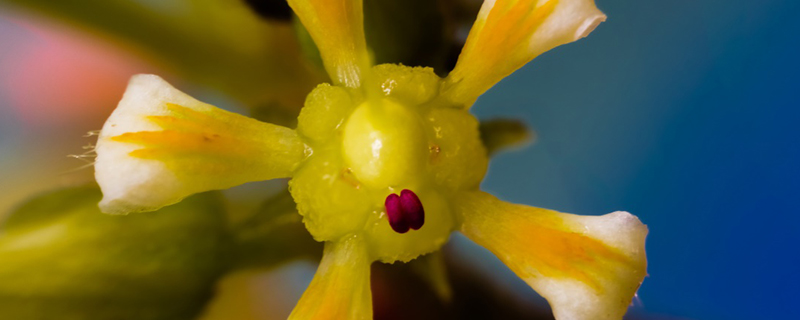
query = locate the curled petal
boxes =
[95,74,305,214]
[444,0,606,106]
[287,0,370,88]
[289,236,373,320]
[455,191,647,320]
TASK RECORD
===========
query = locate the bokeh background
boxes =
[1,0,798,319]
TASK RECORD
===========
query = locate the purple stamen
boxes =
[400,189,425,230]
[385,193,409,233]
[384,189,425,234]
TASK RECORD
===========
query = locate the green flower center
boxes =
[290,64,489,262]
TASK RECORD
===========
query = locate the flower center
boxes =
[290,64,490,262]
[342,99,426,188]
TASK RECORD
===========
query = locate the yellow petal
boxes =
[287,0,370,88]
[95,74,306,214]
[289,236,372,320]
[443,0,606,106]
[455,191,647,320]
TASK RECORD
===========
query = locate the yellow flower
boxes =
[93,0,647,319]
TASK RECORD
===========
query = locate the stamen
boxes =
[400,189,424,230]
[83,130,101,137]
[65,140,99,172]
[67,154,96,163]
[384,189,426,234]
[385,193,409,233]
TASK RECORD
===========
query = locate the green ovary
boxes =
[342,99,426,188]
[290,64,489,262]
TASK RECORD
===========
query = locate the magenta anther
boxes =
[400,189,425,230]
[384,189,425,234]
[385,193,409,233]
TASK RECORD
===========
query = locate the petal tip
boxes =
[607,211,646,229]
[128,73,163,84]
[575,12,607,40]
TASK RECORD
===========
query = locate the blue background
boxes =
[473,0,800,319]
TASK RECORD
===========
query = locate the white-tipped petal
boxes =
[456,191,647,320]
[444,0,606,106]
[95,74,305,214]
[527,0,606,55]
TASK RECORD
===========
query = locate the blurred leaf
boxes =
[227,189,321,270]
[479,119,534,156]
[0,186,228,320]
[1,0,324,109]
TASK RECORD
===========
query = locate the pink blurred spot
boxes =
[0,14,155,128]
